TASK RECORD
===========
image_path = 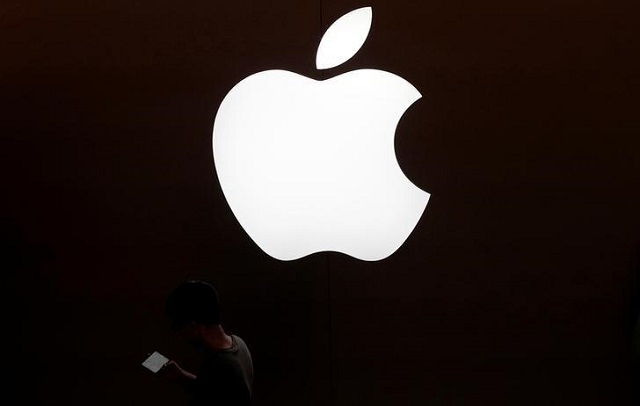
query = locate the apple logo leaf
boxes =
[316,6,373,70]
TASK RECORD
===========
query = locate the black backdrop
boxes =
[2,0,639,404]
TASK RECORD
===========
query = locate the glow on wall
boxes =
[212,7,430,261]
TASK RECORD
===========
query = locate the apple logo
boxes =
[212,6,430,261]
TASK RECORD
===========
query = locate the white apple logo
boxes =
[212,7,430,261]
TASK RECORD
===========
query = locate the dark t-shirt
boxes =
[191,335,254,406]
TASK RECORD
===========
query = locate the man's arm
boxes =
[160,360,197,391]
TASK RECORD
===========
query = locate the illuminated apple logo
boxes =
[212,7,430,261]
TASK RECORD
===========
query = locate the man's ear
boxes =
[181,320,196,335]
[194,322,208,336]
[191,321,209,337]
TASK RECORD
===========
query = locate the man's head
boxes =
[165,280,221,345]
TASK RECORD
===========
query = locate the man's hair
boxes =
[165,280,221,329]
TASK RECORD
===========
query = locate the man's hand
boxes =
[160,360,197,383]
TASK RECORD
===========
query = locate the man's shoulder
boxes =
[231,335,250,351]
[201,336,249,368]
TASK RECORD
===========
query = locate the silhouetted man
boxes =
[163,280,253,406]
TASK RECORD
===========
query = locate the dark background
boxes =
[2,0,639,404]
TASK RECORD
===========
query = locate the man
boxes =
[163,280,253,406]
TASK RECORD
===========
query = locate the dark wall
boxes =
[2,0,638,404]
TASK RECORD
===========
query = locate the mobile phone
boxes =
[141,351,169,373]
